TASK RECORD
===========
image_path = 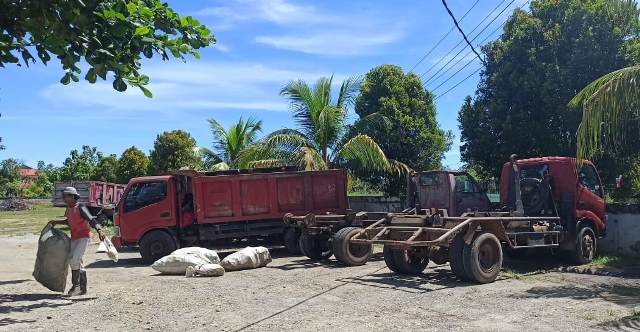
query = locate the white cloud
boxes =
[39,61,350,114]
[198,0,405,56]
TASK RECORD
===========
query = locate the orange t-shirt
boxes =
[65,204,91,240]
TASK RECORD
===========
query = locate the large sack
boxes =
[221,247,272,271]
[171,247,220,264]
[185,264,225,277]
[97,238,119,262]
[151,247,220,275]
[33,224,71,292]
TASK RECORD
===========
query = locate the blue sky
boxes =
[0,0,529,168]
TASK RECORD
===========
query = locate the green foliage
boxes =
[0,159,22,198]
[60,145,102,181]
[23,161,62,198]
[92,154,119,182]
[459,0,640,177]
[205,117,263,170]
[569,65,640,163]
[244,76,397,175]
[353,64,452,194]
[0,0,215,95]
[149,130,200,173]
[116,146,149,183]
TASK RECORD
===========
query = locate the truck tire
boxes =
[571,226,596,265]
[298,234,332,260]
[449,228,471,281]
[383,245,402,274]
[391,248,429,276]
[463,232,503,284]
[283,227,302,255]
[332,227,372,266]
[140,231,177,264]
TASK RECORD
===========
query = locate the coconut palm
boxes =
[199,117,263,170]
[244,76,404,174]
[569,65,640,161]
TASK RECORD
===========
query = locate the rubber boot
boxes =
[66,270,82,296]
[79,270,87,295]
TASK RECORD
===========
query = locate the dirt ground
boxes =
[1,235,639,332]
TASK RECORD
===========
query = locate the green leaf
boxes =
[139,86,153,98]
[134,26,150,36]
[113,77,127,92]
[60,73,71,85]
[179,43,189,53]
[85,68,97,83]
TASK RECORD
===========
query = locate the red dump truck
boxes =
[53,181,126,219]
[111,168,348,263]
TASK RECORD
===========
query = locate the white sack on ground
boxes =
[151,247,220,275]
[221,246,272,271]
[33,224,71,292]
[185,264,225,277]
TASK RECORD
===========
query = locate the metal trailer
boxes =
[287,210,562,283]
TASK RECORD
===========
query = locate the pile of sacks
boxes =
[151,246,272,277]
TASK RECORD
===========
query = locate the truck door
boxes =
[577,164,606,230]
[119,179,176,243]
[454,174,490,216]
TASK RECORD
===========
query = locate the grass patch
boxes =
[588,255,640,269]
[0,200,114,238]
[0,200,65,236]
[348,191,384,197]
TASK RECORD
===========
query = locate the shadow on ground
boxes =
[85,257,145,269]
[268,253,384,271]
[517,282,640,308]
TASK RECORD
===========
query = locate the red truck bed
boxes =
[193,169,348,223]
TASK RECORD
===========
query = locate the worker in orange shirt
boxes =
[49,187,105,296]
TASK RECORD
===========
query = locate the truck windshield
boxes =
[124,181,167,212]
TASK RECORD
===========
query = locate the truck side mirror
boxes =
[615,175,623,189]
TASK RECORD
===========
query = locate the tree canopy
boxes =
[353,64,451,194]
[149,130,200,173]
[458,0,640,178]
[93,154,119,182]
[60,145,102,180]
[0,0,214,96]
[244,76,398,174]
[117,146,149,183]
[201,117,263,170]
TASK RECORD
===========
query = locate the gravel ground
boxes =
[1,235,639,332]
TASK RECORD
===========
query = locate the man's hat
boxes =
[62,186,80,198]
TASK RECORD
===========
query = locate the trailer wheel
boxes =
[383,246,429,275]
[140,230,177,264]
[332,227,372,266]
[571,226,596,265]
[283,227,302,255]
[463,232,503,284]
[449,228,471,281]
[383,245,402,273]
[298,234,332,260]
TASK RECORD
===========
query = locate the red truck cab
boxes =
[112,168,348,263]
[499,156,606,263]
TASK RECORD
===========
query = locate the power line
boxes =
[420,0,512,80]
[408,0,480,73]
[441,0,485,65]
[434,66,483,101]
[433,0,531,100]
[427,16,512,88]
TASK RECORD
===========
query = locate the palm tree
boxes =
[244,76,404,174]
[569,65,640,161]
[199,117,263,170]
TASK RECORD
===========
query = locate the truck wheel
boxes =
[298,234,332,260]
[449,228,471,281]
[390,248,429,276]
[383,245,402,274]
[332,227,372,266]
[140,231,177,264]
[572,226,596,265]
[463,232,503,284]
[283,228,302,255]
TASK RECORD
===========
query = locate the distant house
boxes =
[18,166,38,189]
